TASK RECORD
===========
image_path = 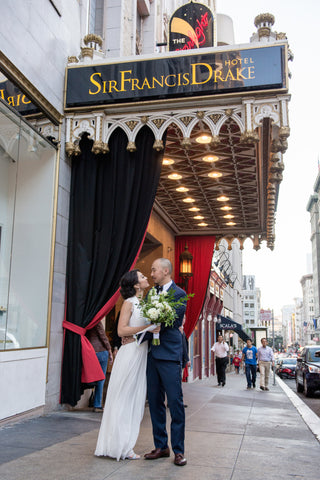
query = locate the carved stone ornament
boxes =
[180,137,192,149]
[180,116,193,127]
[92,140,109,155]
[141,116,149,124]
[83,34,103,48]
[68,56,79,64]
[196,111,205,119]
[81,47,94,59]
[153,139,164,151]
[126,141,136,152]
[66,142,81,157]
[276,32,287,40]
[152,118,166,129]
[225,108,233,117]
[210,135,221,147]
[240,130,259,144]
[254,13,275,27]
[209,114,223,124]
[125,120,139,131]
[279,126,290,139]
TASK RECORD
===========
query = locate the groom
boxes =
[144,258,187,467]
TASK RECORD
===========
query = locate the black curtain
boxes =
[61,126,163,406]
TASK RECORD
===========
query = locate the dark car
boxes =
[275,358,297,379]
[296,346,320,397]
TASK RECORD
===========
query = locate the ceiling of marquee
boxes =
[154,118,268,237]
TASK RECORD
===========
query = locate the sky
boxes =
[217,0,320,315]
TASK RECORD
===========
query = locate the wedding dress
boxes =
[95,296,148,460]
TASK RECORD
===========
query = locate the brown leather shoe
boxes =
[174,453,187,466]
[144,448,170,459]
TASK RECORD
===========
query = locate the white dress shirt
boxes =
[211,341,229,358]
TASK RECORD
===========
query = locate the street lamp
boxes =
[179,242,193,292]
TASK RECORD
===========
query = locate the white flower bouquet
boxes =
[139,287,193,345]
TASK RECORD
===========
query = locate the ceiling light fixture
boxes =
[182,197,195,203]
[168,172,182,180]
[217,195,229,202]
[223,214,234,219]
[208,171,223,178]
[193,215,204,220]
[162,157,175,165]
[226,221,236,226]
[195,133,212,144]
[198,222,208,226]
[220,206,232,211]
[202,154,219,163]
[188,207,200,211]
[176,186,189,192]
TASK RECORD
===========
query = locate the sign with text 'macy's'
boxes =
[65,45,286,109]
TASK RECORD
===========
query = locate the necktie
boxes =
[156,285,163,294]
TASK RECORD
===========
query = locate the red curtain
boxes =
[175,235,215,339]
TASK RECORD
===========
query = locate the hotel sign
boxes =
[65,45,286,109]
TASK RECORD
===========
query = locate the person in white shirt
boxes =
[211,335,229,386]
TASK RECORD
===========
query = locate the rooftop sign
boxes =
[65,44,286,109]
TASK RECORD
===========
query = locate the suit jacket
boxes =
[149,281,187,362]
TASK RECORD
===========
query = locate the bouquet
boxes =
[139,287,193,345]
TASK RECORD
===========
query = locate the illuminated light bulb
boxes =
[220,206,232,211]
[208,171,222,178]
[188,207,200,211]
[182,197,195,203]
[162,157,175,165]
[168,172,182,180]
[176,186,189,192]
[195,134,212,144]
[226,221,236,226]
[202,154,219,163]
[198,222,208,226]
[194,215,204,220]
[217,195,229,202]
[223,214,234,219]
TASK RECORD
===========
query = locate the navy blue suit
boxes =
[146,281,187,454]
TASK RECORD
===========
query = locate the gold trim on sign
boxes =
[0,51,63,125]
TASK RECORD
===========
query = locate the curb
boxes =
[276,376,320,443]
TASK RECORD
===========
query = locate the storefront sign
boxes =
[169,1,214,51]
[65,44,286,108]
[0,74,39,115]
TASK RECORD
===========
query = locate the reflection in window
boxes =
[89,0,104,37]
[0,101,56,349]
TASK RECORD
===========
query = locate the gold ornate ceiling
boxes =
[154,118,268,244]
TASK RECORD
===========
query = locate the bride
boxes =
[95,269,157,460]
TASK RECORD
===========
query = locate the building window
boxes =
[0,101,56,350]
[249,295,254,299]
[250,303,254,308]
[89,0,104,37]
[245,303,249,307]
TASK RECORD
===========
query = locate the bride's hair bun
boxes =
[120,269,139,299]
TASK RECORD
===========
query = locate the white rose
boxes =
[148,308,160,321]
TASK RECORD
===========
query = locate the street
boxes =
[282,377,320,418]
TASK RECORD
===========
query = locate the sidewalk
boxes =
[1,372,320,480]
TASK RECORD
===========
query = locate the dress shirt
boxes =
[257,345,274,362]
[161,280,173,292]
[211,341,229,358]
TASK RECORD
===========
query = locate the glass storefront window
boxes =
[0,100,56,349]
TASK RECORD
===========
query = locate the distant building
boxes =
[300,274,316,345]
[242,275,261,332]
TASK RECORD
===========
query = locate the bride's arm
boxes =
[117,300,149,337]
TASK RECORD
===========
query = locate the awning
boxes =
[216,315,250,342]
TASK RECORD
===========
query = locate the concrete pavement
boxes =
[1,372,320,480]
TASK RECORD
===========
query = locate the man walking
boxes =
[241,339,257,389]
[211,334,229,386]
[144,258,187,467]
[257,338,275,391]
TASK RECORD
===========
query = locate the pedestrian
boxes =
[86,321,113,412]
[232,350,242,374]
[211,334,229,386]
[257,338,275,391]
[241,339,258,389]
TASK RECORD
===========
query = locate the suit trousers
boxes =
[147,354,185,454]
[215,356,228,384]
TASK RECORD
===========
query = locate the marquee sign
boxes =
[0,73,39,115]
[65,44,286,109]
[169,1,214,51]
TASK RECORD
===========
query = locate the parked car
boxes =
[296,346,320,397]
[275,358,297,378]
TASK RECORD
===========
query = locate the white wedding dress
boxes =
[95,296,148,460]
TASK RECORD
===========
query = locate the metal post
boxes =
[272,309,276,385]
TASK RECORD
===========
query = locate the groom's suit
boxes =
[146,281,187,454]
